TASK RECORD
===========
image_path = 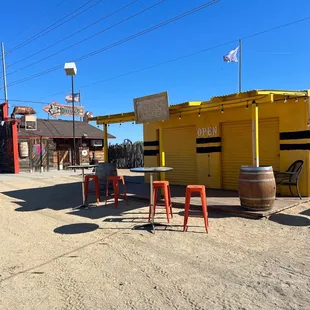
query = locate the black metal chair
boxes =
[274,160,304,199]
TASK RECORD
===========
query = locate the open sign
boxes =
[197,127,218,137]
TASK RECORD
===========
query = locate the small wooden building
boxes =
[90,89,310,197]
[17,118,115,172]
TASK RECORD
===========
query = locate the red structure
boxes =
[0,102,19,173]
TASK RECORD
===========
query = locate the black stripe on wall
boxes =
[196,137,221,144]
[197,146,222,154]
[144,140,159,147]
[280,130,310,140]
[144,149,159,156]
[280,143,310,151]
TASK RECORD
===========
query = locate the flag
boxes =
[65,93,80,103]
[223,46,239,62]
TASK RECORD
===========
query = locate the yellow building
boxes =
[90,89,310,197]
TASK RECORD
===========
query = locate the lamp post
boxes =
[64,62,77,167]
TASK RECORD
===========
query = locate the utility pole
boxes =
[79,90,82,121]
[71,75,76,169]
[1,42,8,105]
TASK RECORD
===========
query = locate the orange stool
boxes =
[183,185,208,233]
[150,181,173,223]
[84,175,100,204]
[106,176,127,207]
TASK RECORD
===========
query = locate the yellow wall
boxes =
[143,96,310,196]
[143,125,159,183]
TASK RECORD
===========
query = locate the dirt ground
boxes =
[0,172,309,310]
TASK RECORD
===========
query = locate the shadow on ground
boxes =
[54,223,99,234]
[68,199,146,220]
[3,182,82,212]
[177,207,257,220]
[2,182,145,220]
[300,208,310,217]
[268,213,310,226]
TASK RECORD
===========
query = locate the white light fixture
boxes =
[64,62,77,76]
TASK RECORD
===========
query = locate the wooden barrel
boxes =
[238,166,276,211]
[19,142,29,158]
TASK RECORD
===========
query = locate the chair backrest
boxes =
[286,160,304,183]
[94,163,118,184]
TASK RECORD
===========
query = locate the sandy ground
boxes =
[0,172,309,310]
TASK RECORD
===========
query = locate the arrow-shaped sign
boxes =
[42,102,84,118]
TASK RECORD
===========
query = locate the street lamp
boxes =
[64,62,77,167]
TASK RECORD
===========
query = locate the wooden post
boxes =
[252,100,259,167]
[103,123,108,162]
[57,150,60,170]
[40,137,43,173]
[11,119,19,174]
[46,139,50,172]
[29,139,33,173]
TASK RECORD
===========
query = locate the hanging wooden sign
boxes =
[133,92,169,124]
[42,102,84,118]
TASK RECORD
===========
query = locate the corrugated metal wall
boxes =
[222,118,280,190]
[164,126,197,185]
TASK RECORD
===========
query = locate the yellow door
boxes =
[222,118,280,190]
[164,126,197,185]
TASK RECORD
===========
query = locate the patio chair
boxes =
[274,160,304,199]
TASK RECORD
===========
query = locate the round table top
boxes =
[130,167,173,173]
[67,164,97,169]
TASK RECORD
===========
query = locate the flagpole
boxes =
[238,39,242,93]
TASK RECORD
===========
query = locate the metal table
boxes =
[67,164,97,209]
[130,167,173,233]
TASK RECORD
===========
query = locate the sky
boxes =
[1,0,310,143]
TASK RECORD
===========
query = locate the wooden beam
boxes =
[103,124,108,162]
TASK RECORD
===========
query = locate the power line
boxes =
[0,98,50,105]
[7,0,140,70]
[38,39,236,99]
[40,14,310,99]
[3,0,220,89]
[241,16,310,40]
[79,40,238,89]
[7,0,105,53]
[5,0,162,77]
[6,0,69,44]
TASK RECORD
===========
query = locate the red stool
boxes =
[106,176,127,207]
[150,181,173,223]
[183,185,208,233]
[84,175,100,204]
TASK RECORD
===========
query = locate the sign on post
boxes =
[133,92,169,124]
[42,102,84,119]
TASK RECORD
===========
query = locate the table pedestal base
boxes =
[132,222,172,234]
